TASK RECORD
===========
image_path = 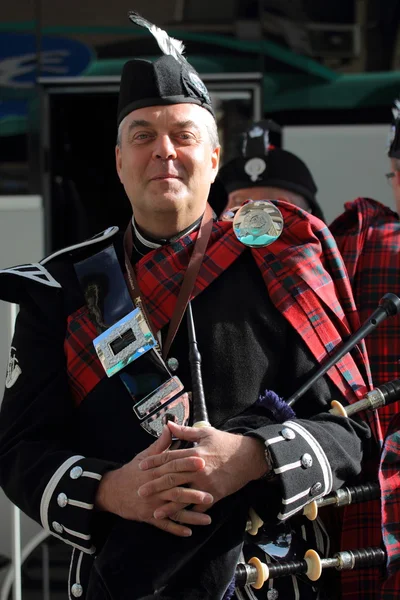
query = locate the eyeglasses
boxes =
[385,172,396,185]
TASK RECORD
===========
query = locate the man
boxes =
[330,99,400,438]
[0,12,378,600]
[331,98,400,599]
[217,121,326,221]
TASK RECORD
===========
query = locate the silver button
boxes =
[267,590,279,600]
[281,427,295,440]
[57,493,68,508]
[70,466,83,479]
[310,482,323,496]
[301,453,313,469]
[52,521,64,534]
[71,583,83,598]
[167,357,179,372]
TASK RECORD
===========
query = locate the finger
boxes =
[150,456,206,476]
[167,421,211,442]
[151,518,192,538]
[191,503,209,513]
[169,509,212,527]
[138,472,199,497]
[153,494,213,519]
[157,487,214,507]
[140,425,172,458]
[139,449,201,471]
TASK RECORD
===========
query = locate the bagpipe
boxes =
[187,293,400,594]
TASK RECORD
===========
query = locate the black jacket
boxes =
[0,227,370,599]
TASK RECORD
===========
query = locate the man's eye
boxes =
[177,133,194,141]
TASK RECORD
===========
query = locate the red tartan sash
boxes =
[136,201,372,416]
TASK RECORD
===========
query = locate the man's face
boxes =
[116,103,220,224]
[226,186,311,212]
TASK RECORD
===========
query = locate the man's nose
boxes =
[153,135,177,160]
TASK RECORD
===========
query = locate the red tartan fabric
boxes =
[331,197,400,599]
[136,220,246,331]
[64,306,105,405]
[137,203,372,408]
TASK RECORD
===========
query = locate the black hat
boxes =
[219,121,324,220]
[238,119,282,155]
[388,98,400,159]
[117,12,214,126]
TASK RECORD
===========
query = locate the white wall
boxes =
[284,124,394,224]
[0,196,44,564]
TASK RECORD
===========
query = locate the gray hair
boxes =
[116,108,219,150]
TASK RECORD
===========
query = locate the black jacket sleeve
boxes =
[244,323,371,521]
[0,282,117,555]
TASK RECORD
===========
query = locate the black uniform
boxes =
[0,226,370,600]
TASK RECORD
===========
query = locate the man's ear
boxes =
[210,146,221,183]
[115,145,123,183]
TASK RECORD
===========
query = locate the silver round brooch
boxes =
[232,200,284,247]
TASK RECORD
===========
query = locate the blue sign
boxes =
[0,32,93,135]
[0,32,93,88]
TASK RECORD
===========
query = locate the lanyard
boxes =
[123,203,214,360]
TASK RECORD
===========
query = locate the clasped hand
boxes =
[137,421,267,525]
[96,421,266,538]
[96,424,213,537]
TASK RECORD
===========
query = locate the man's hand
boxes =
[137,421,268,520]
[95,425,214,537]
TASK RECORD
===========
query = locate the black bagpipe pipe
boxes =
[235,546,387,590]
[287,292,400,407]
[303,481,380,521]
[300,376,400,520]
[186,301,210,427]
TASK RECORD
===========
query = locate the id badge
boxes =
[119,351,190,437]
[93,307,157,377]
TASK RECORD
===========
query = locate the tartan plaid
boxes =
[136,223,246,331]
[331,197,400,598]
[137,203,371,410]
[64,305,105,405]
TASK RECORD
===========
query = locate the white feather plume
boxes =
[128,11,190,68]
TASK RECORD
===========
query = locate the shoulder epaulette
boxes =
[0,263,61,288]
[40,226,119,265]
[0,227,119,300]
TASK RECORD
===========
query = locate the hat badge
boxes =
[248,125,264,138]
[244,158,266,182]
[233,200,284,248]
[188,71,211,104]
